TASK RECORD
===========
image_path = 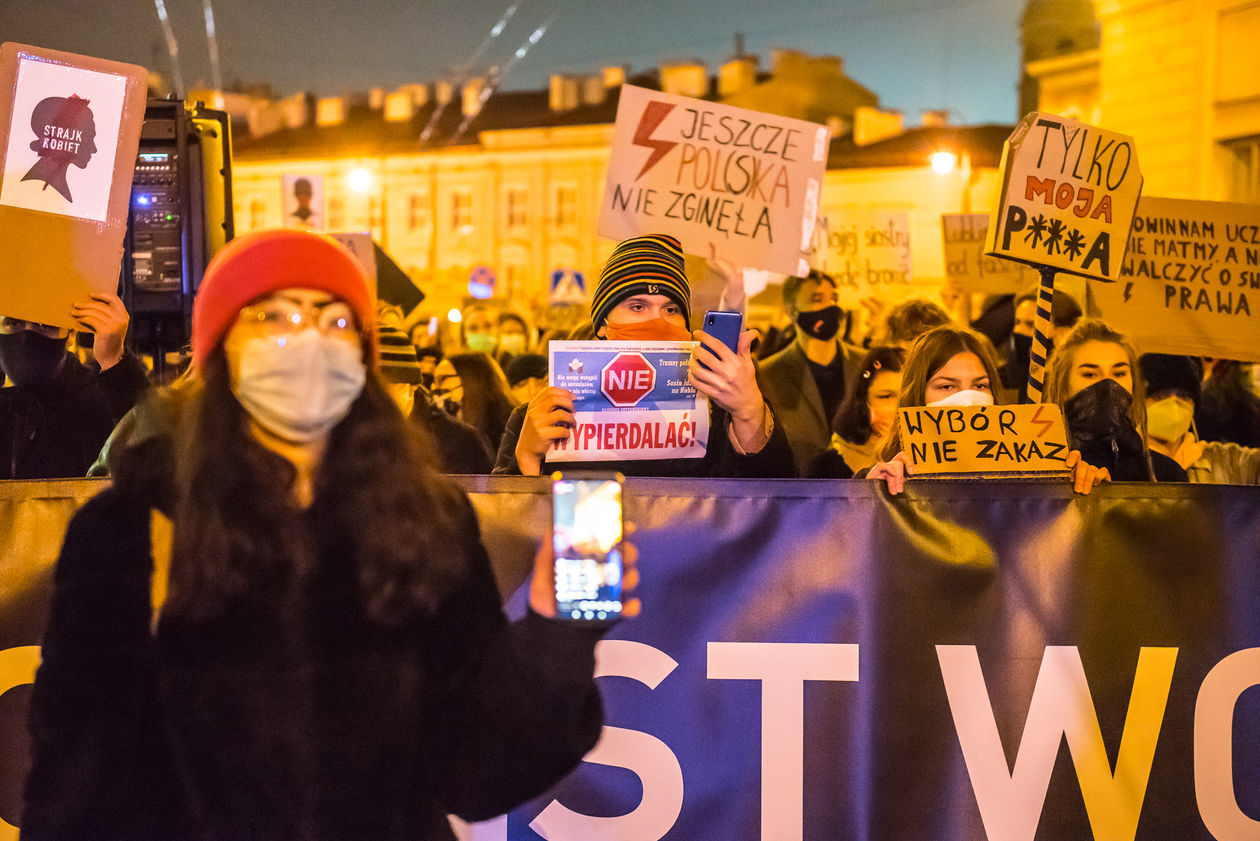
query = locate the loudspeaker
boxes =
[120,98,233,380]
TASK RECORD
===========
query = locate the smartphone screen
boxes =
[552,474,624,622]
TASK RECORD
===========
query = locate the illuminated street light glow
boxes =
[347,168,374,193]
[930,151,958,174]
[448,308,463,324]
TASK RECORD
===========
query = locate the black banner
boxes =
[1,477,1258,840]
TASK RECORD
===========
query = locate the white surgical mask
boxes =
[232,330,366,443]
[927,388,994,408]
[1145,395,1195,444]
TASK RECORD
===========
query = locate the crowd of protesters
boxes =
[2,233,1258,487]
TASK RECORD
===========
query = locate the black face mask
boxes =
[0,330,67,387]
[795,305,842,342]
[1064,378,1151,480]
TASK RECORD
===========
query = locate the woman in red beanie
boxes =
[23,229,636,841]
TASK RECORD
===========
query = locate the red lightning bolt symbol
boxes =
[1030,403,1055,438]
[632,101,678,181]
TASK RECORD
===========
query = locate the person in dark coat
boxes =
[0,294,148,478]
[495,233,795,478]
[755,270,865,474]
[23,230,632,841]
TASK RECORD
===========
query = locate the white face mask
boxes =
[232,330,366,443]
[499,334,527,356]
[927,388,994,408]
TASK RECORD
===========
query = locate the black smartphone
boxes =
[551,472,625,623]
[700,310,743,370]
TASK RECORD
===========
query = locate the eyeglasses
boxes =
[237,300,358,339]
[0,318,69,339]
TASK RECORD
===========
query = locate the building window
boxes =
[328,196,345,230]
[505,187,528,228]
[554,186,578,227]
[1223,136,1260,204]
[451,190,473,233]
[368,196,383,232]
[408,192,429,232]
[249,199,266,230]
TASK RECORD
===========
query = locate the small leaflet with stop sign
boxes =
[547,340,710,462]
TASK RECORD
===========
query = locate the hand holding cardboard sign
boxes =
[515,386,576,476]
[70,292,128,370]
[690,329,768,453]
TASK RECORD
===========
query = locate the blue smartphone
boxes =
[552,472,624,624]
[700,310,743,370]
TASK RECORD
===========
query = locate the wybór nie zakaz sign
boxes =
[0,43,148,329]
[598,84,830,277]
[900,403,1070,475]
[547,341,710,462]
[1093,196,1260,363]
[985,112,1142,282]
[942,213,1039,295]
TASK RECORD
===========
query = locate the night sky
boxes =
[2,0,1027,126]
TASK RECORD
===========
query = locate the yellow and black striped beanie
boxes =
[591,234,691,330]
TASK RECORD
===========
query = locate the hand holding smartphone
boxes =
[551,472,625,624]
[699,310,743,371]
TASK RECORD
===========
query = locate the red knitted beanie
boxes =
[192,229,377,368]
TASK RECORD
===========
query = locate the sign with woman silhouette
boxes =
[0,44,146,328]
[1,54,127,222]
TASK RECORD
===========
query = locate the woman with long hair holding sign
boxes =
[866,326,1109,494]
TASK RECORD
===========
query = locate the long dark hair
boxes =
[877,326,1004,461]
[163,347,471,626]
[447,352,514,451]
[832,346,906,445]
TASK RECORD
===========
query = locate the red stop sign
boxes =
[600,352,657,407]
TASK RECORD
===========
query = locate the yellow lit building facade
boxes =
[1027,0,1260,203]
[228,51,1011,319]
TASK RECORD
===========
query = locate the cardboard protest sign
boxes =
[900,403,1070,475]
[598,84,830,277]
[547,340,710,462]
[0,44,147,329]
[942,213,1039,294]
[985,112,1142,282]
[282,174,325,229]
[327,232,378,299]
[1092,196,1260,362]
[813,210,913,306]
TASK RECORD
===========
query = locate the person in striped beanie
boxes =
[494,234,795,478]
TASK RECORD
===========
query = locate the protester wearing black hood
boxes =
[1141,353,1259,484]
[998,287,1082,403]
[1045,319,1186,482]
[0,293,148,479]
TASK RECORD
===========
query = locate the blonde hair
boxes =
[877,326,1005,461]
[1044,318,1148,448]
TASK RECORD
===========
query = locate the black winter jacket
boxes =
[23,448,605,840]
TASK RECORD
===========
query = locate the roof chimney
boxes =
[921,109,950,128]
[462,77,489,118]
[719,55,759,98]
[660,60,708,98]
[581,74,606,106]
[315,96,347,126]
[853,106,903,146]
[549,74,580,111]
[602,65,627,88]
[384,90,415,122]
